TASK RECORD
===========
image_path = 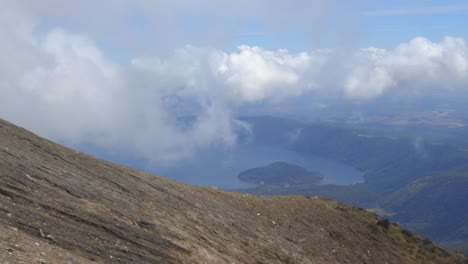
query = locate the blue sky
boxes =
[360,1,468,48]
[122,1,468,55]
[30,0,468,58]
[236,1,468,51]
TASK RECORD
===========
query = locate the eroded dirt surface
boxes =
[1,118,467,264]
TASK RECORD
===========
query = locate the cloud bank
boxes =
[1,1,468,163]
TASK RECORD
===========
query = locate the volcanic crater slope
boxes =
[0,118,466,264]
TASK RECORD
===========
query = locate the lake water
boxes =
[154,143,364,189]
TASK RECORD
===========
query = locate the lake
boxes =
[154,143,364,189]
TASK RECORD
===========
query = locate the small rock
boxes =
[39,228,45,238]
[7,213,12,217]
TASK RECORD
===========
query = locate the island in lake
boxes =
[238,161,324,187]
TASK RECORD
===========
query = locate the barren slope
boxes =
[0,118,466,264]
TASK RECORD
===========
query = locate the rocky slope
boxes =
[0,118,467,264]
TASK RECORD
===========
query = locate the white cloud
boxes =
[131,45,315,104]
[220,46,311,102]
[344,37,468,98]
[2,1,468,164]
[1,32,125,145]
[345,66,394,99]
